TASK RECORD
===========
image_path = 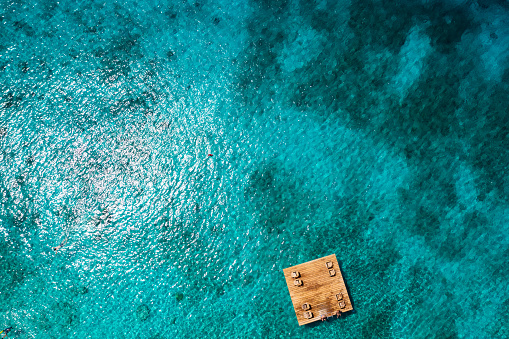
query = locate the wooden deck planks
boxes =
[283,254,353,325]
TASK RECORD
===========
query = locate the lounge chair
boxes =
[302,303,311,311]
[336,292,343,301]
[303,311,313,319]
[328,269,336,277]
[326,261,333,269]
[339,301,346,309]
[291,271,300,278]
[294,279,303,286]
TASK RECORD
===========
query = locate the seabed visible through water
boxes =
[0,0,508,338]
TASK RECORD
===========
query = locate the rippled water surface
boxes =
[1,0,508,337]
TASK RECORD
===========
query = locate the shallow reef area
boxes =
[0,0,508,337]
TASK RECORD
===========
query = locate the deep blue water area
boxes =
[1,0,508,337]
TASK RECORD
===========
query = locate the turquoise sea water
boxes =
[1,0,508,337]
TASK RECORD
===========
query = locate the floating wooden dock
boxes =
[283,254,353,325]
